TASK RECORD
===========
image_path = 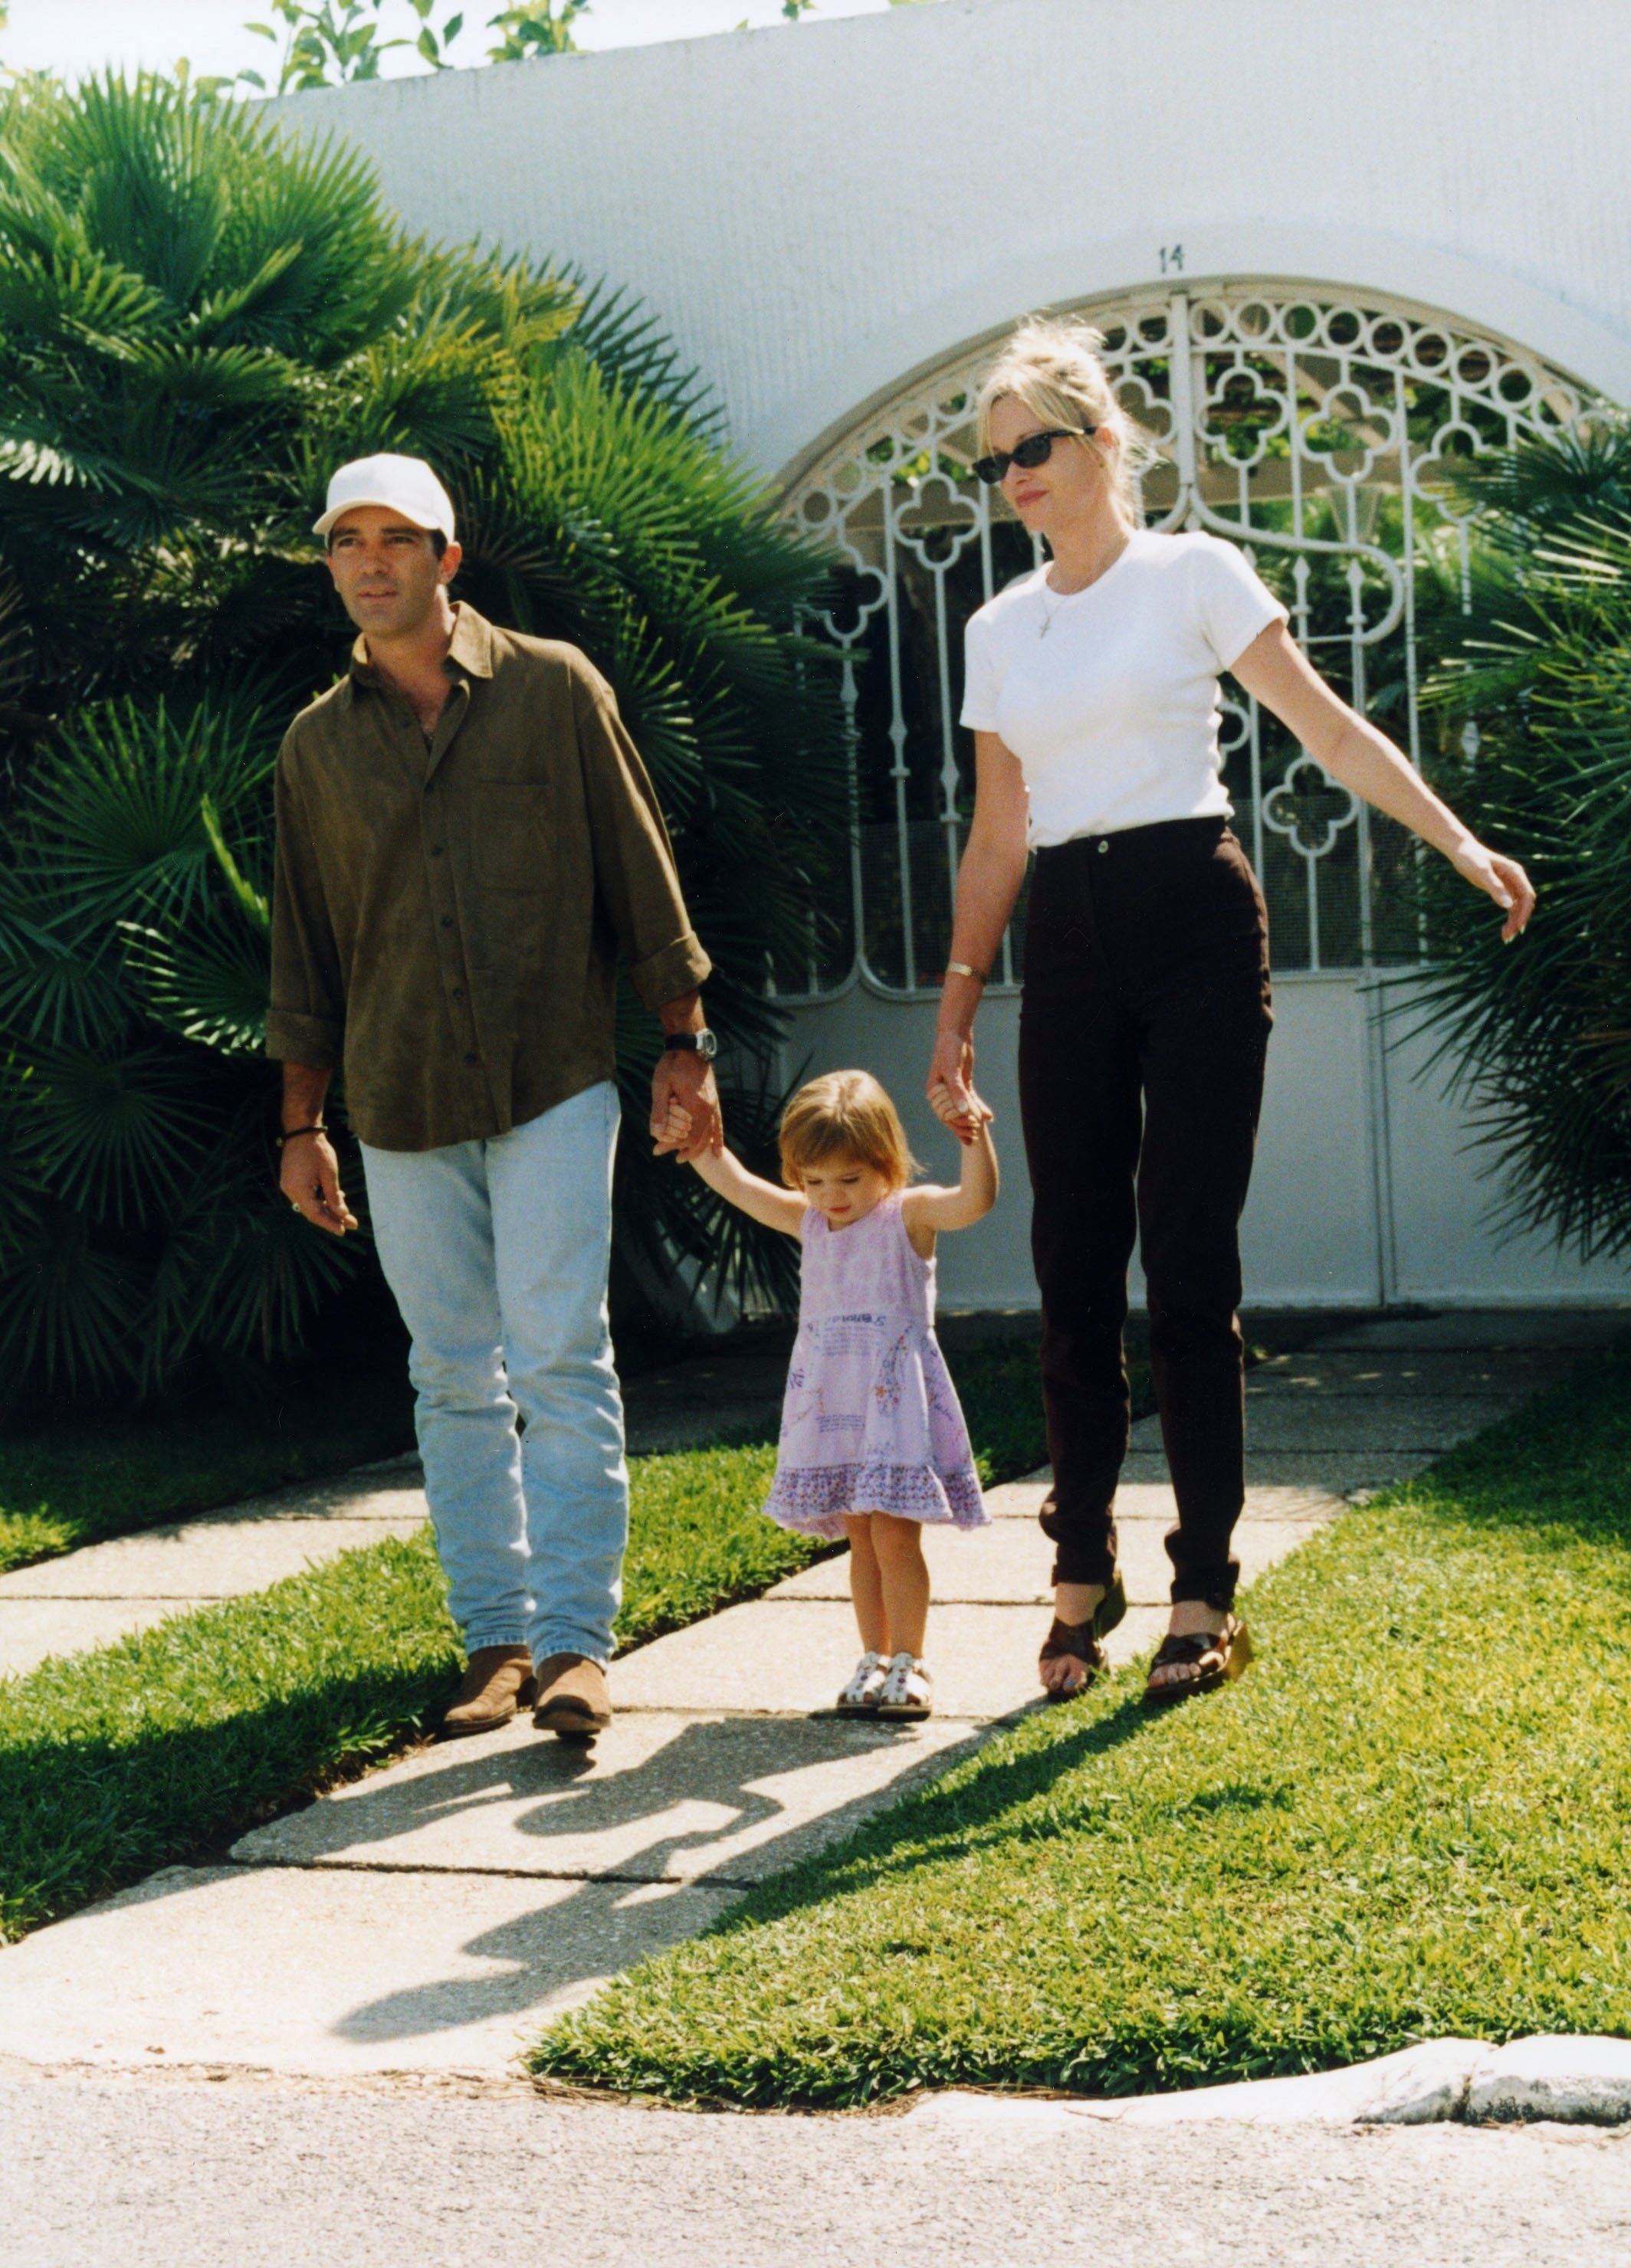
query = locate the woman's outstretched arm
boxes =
[927,730,1031,1123]
[1230,621,1535,940]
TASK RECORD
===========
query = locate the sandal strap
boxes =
[1149,1625,1233,1671]
[1040,1617,1107,1668]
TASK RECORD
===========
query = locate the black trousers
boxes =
[1017,818,1272,1610]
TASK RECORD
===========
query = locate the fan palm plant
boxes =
[0,73,843,1401]
[1409,420,1631,1260]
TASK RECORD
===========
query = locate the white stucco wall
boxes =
[283,0,1631,1312]
[284,0,1631,480]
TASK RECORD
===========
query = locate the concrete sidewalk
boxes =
[0,1309,1615,2086]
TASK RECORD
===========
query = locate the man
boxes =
[269,452,720,1743]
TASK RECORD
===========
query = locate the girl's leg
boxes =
[868,1513,930,1660]
[842,1513,888,1655]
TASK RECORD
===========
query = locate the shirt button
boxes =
[429,845,445,857]
[1097,838,1110,854]
[441,915,453,929]
[451,987,464,1002]
[464,1052,478,1067]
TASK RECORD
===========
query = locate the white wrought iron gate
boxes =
[775,283,1595,1301]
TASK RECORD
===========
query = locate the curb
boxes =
[907,2036,1631,2131]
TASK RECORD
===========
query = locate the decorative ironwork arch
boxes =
[776,283,1598,998]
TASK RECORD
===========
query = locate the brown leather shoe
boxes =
[438,1645,537,1738]
[532,1651,611,1743]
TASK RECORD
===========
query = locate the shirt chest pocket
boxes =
[473,783,553,894]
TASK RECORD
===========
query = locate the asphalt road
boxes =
[4,2070,1629,2268]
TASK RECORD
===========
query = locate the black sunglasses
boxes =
[971,425,1097,486]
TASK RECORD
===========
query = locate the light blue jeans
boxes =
[360,1081,627,1667]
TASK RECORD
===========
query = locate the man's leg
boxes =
[359,1138,530,1654]
[485,1081,628,1670]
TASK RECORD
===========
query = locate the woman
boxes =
[927,316,1533,1706]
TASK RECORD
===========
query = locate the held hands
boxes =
[1449,838,1536,942]
[281,1132,359,1237]
[929,1081,994,1146]
[927,1024,993,1145]
[654,1098,694,1155]
[650,1049,723,1163]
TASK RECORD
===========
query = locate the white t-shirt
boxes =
[959,529,1288,846]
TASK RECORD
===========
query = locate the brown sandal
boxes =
[1144,1617,1255,1708]
[1039,1570,1127,1702]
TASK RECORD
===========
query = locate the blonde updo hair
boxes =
[779,1070,917,1193]
[975,314,1160,527]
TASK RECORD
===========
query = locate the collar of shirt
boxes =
[342,602,497,702]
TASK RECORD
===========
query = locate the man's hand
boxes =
[651,1049,722,1164]
[281,1130,359,1237]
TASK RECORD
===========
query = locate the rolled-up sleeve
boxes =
[574,670,712,1011]
[267,739,346,1067]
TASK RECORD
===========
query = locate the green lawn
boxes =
[0,1372,416,1576]
[530,1342,1631,2109]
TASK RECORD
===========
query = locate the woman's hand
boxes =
[1449,837,1535,942]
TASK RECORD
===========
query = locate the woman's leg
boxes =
[1019,844,1144,1691]
[842,1513,887,1654]
[869,1513,930,1659]
[1129,830,1272,1673]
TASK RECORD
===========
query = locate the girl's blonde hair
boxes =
[975,314,1160,527]
[779,1070,917,1192]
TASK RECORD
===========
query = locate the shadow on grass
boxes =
[0,1660,458,1941]
[1387,1339,1631,1550]
[708,1692,1157,1930]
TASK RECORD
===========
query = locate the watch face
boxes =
[697,1029,718,1060]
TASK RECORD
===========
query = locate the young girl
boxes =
[667,1070,997,1719]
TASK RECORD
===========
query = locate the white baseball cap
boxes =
[313,453,456,543]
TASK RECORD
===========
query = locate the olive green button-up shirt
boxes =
[267,605,710,1153]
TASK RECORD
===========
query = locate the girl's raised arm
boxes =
[669,1108,806,1237]
[902,1109,999,1243]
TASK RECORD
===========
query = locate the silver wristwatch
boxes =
[662,1029,718,1060]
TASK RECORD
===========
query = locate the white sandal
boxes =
[836,1650,888,1713]
[877,1652,934,1721]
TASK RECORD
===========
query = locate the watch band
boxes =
[662,1029,718,1060]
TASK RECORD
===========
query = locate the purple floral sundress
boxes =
[761,1191,987,1539]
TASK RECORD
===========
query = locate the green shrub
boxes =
[0,72,844,1405]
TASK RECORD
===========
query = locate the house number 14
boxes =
[1158,244,1185,274]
